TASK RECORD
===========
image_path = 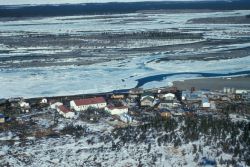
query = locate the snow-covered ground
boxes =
[0,114,248,167]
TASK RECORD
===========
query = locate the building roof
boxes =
[58,105,71,113]
[0,114,5,118]
[142,92,154,97]
[74,97,106,106]
[107,106,128,110]
[141,96,154,102]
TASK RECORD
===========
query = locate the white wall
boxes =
[70,100,107,111]
[106,107,128,115]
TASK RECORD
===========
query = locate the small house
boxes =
[202,98,211,108]
[141,92,154,100]
[105,106,128,115]
[140,96,154,107]
[19,101,30,112]
[111,94,125,99]
[159,93,175,100]
[129,88,143,95]
[70,97,107,111]
[57,105,75,119]
[182,90,206,101]
[158,100,174,109]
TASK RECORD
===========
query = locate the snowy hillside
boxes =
[0,113,249,166]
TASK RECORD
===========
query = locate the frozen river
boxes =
[0,10,250,98]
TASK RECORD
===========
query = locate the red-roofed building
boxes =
[70,97,107,111]
[57,105,75,118]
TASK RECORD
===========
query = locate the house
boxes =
[8,97,23,103]
[57,105,75,119]
[128,88,143,99]
[158,99,180,109]
[105,106,128,115]
[202,98,211,108]
[159,93,175,100]
[141,92,154,100]
[111,94,125,99]
[129,88,143,95]
[119,113,133,123]
[70,97,107,111]
[182,90,208,101]
[158,100,174,109]
[0,114,5,123]
[160,112,171,118]
[50,101,63,109]
[140,96,154,107]
[19,101,30,112]
[19,101,30,108]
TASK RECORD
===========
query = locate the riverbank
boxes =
[173,75,250,90]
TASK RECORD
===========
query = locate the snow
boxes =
[0,10,250,98]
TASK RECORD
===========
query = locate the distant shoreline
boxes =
[173,75,250,91]
[1,1,250,18]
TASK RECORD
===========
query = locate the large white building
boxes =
[105,106,128,115]
[70,97,107,111]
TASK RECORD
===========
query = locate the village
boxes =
[0,85,250,167]
[0,85,250,126]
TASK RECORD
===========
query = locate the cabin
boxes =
[70,97,107,111]
[105,106,128,115]
[57,105,75,119]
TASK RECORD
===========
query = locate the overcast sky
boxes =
[0,0,231,5]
